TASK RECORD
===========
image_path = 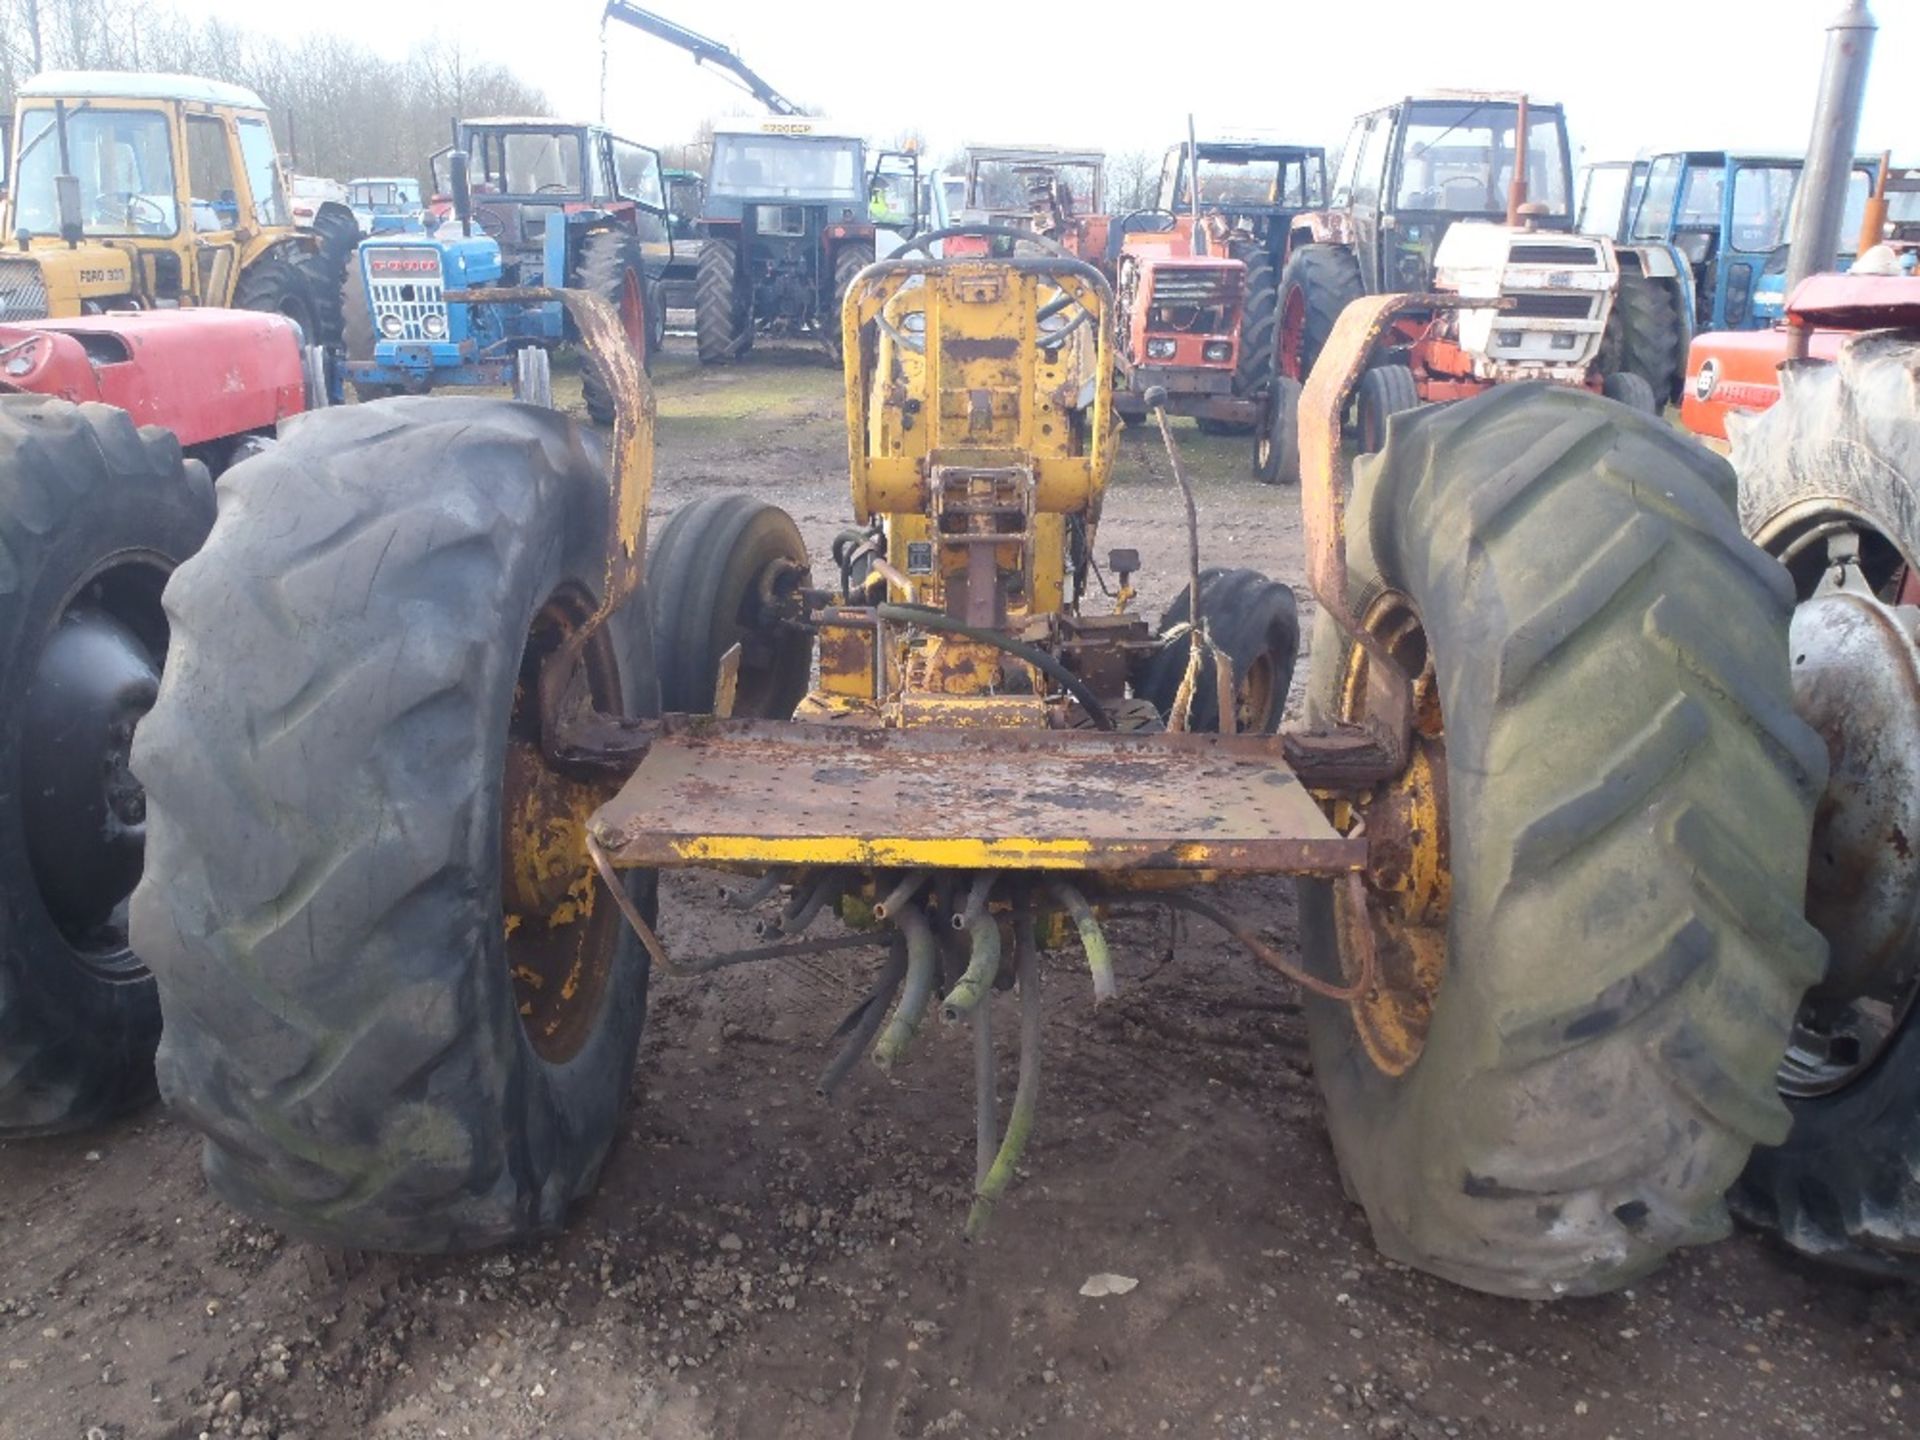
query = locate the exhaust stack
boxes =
[1785,0,1877,292]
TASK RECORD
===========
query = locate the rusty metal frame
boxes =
[1296,291,1472,768]
[455,286,655,628]
[453,287,656,763]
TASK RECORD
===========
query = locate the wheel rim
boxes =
[1278,287,1308,381]
[1334,592,1450,1077]
[1238,651,1276,732]
[500,587,626,1065]
[1760,511,1920,1097]
[19,556,172,981]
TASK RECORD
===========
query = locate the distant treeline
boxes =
[0,0,548,183]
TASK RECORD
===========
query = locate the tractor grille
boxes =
[1150,270,1235,306]
[0,257,49,320]
[1508,242,1603,266]
[1504,292,1597,319]
[364,247,446,342]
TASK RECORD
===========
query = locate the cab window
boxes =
[236,117,287,228]
[186,115,239,231]
[13,106,179,237]
[612,140,665,209]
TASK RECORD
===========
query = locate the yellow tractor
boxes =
[129,235,1824,1298]
[0,73,352,342]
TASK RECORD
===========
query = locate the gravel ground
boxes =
[0,341,1913,1440]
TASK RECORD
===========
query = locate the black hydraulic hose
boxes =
[874,603,1113,730]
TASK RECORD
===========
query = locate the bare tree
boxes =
[1104,150,1161,212]
[0,2,550,186]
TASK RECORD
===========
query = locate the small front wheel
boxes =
[1253,376,1302,485]
[1355,363,1419,454]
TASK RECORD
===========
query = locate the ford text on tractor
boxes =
[0,305,327,1139]
[0,73,353,343]
[358,118,670,421]
[131,229,1826,1303]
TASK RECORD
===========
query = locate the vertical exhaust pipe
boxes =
[1785,0,1877,293]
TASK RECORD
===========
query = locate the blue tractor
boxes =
[1578,150,1879,401]
[343,119,672,420]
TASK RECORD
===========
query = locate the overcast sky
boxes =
[188,0,1913,165]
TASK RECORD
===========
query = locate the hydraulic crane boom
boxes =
[602,1,800,117]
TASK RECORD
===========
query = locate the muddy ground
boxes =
[1,344,1915,1440]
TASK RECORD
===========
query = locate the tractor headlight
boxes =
[1145,338,1177,361]
[422,312,448,339]
[1203,340,1232,363]
[380,313,405,339]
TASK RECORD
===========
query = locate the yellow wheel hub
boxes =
[1336,592,1451,1077]
[500,592,624,1065]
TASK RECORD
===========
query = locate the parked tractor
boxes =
[1156,137,1328,405]
[346,175,425,234]
[0,73,354,344]
[127,231,1825,1304]
[692,116,920,363]
[0,307,326,1138]
[1597,149,1883,401]
[1261,96,1649,483]
[377,118,669,420]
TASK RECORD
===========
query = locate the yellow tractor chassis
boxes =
[539,276,1404,896]
[534,264,1416,1233]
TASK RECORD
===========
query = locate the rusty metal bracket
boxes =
[454,286,655,628]
[452,287,656,772]
[1297,292,1466,776]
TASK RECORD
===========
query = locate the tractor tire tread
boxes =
[129,397,653,1252]
[0,396,213,1137]
[1301,381,1825,1298]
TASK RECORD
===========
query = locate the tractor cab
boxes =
[346,175,424,234]
[1158,139,1327,253]
[960,145,1105,232]
[433,118,672,286]
[693,117,921,361]
[0,72,351,339]
[1626,150,1879,330]
[1301,92,1575,296]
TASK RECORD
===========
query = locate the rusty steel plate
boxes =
[592,721,1365,874]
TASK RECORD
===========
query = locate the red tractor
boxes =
[1060,210,1255,433]
[0,309,323,1139]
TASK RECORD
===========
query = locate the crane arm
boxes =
[602,2,801,117]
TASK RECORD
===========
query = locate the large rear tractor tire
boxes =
[1137,567,1299,734]
[1300,383,1827,1298]
[0,398,213,1137]
[1599,271,1686,406]
[340,258,401,402]
[234,244,346,349]
[695,236,746,366]
[130,399,658,1252]
[1232,245,1278,400]
[1727,334,1920,1276]
[576,228,651,426]
[824,242,875,367]
[1275,244,1365,383]
[649,494,812,718]
[1253,374,1302,485]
